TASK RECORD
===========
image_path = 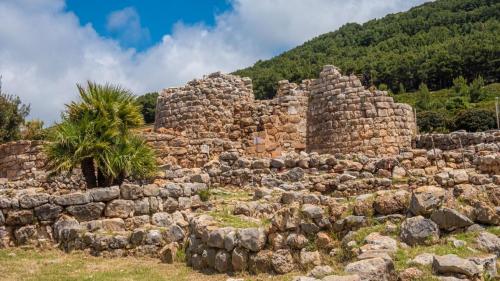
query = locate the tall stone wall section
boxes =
[153,73,309,165]
[307,66,416,156]
[0,141,46,180]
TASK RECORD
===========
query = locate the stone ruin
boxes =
[153,65,416,167]
[0,65,499,280]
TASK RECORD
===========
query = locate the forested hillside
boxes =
[234,0,500,99]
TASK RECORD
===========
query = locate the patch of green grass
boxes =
[0,248,296,281]
[352,223,387,245]
[210,188,252,202]
[209,208,261,228]
[487,226,500,236]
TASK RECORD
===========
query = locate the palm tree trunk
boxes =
[112,172,125,186]
[81,157,97,188]
[97,169,114,187]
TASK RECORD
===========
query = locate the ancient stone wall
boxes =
[415,130,500,150]
[153,73,309,166]
[307,66,416,156]
[0,140,46,180]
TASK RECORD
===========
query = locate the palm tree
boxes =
[45,81,156,188]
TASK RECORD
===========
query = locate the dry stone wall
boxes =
[307,65,416,156]
[0,140,46,180]
[154,65,416,166]
[415,130,500,150]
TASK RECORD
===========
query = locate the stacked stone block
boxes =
[307,65,416,156]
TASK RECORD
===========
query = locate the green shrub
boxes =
[417,111,449,133]
[452,109,496,132]
[0,79,30,143]
[198,189,211,202]
[136,92,158,124]
[416,83,432,111]
[445,97,467,112]
[21,119,47,140]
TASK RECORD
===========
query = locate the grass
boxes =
[487,226,500,236]
[0,248,296,281]
[208,208,263,228]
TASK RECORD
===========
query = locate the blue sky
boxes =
[0,0,428,123]
[66,0,232,50]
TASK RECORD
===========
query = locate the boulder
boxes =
[214,250,231,273]
[14,225,38,245]
[34,204,62,221]
[400,216,439,246]
[287,167,305,181]
[272,249,295,274]
[300,249,321,268]
[104,200,135,218]
[52,192,91,206]
[248,250,273,274]
[308,265,333,278]
[398,267,423,281]
[409,186,445,216]
[53,215,80,241]
[432,254,480,278]
[208,227,233,249]
[373,190,409,215]
[271,158,285,169]
[287,233,309,249]
[231,247,248,272]
[469,254,497,278]
[0,211,4,226]
[5,210,34,226]
[409,253,434,266]
[120,183,143,200]
[476,231,500,256]
[159,242,178,263]
[449,170,469,184]
[19,193,50,209]
[88,186,120,202]
[163,224,185,242]
[430,208,473,231]
[302,204,324,219]
[238,228,266,252]
[66,202,105,221]
[151,212,173,227]
[344,257,396,281]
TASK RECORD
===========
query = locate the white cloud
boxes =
[0,0,429,124]
[106,7,150,48]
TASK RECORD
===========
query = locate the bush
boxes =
[417,111,449,133]
[0,79,30,143]
[136,92,158,124]
[416,83,431,111]
[452,109,496,132]
[445,97,467,112]
[469,76,486,103]
[45,82,157,188]
[21,119,47,140]
[452,76,469,96]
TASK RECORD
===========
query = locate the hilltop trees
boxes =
[235,0,500,99]
[45,82,156,188]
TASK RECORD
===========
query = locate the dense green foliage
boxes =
[396,82,499,132]
[45,82,156,188]
[234,0,500,99]
[452,108,496,131]
[137,92,158,124]
[0,79,30,143]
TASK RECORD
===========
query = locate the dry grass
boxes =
[0,248,296,281]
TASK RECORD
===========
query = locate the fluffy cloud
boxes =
[106,7,151,48]
[0,0,428,123]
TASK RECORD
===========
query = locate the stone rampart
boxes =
[0,140,45,180]
[415,130,500,150]
[307,66,416,156]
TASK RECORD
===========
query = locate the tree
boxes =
[45,82,157,188]
[0,77,30,143]
[417,111,448,133]
[415,83,431,111]
[136,92,158,124]
[452,76,468,96]
[468,76,485,103]
[452,109,495,132]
